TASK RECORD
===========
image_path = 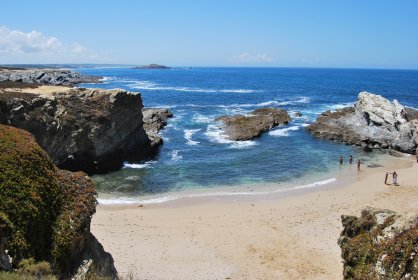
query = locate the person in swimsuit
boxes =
[339,155,343,165]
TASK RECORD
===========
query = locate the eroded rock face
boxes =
[338,207,418,280]
[307,92,418,154]
[0,69,101,86]
[0,87,154,174]
[216,108,291,141]
[142,108,173,149]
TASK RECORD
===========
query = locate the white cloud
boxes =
[0,26,98,63]
[230,52,274,64]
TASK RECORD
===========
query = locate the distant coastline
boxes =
[132,64,171,69]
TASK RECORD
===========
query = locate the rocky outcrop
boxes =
[338,207,418,279]
[142,108,173,148]
[0,125,117,279]
[0,86,155,174]
[216,107,291,141]
[0,69,101,86]
[0,213,12,271]
[307,92,418,154]
[133,64,170,69]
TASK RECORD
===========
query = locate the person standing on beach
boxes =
[393,171,398,185]
[357,160,361,171]
[349,154,353,164]
[339,155,343,165]
[384,172,389,184]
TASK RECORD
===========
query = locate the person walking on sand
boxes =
[393,171,398,185]
[339,155,343,165]
[384,172,389,184]
[349,154,353,164]
[357,159,361,171]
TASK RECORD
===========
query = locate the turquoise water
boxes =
[77,67,418,202]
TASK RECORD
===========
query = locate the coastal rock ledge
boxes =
[307,92,418,154]
[338,207,418,279]
[0,86,158,174]
[216,107,291,141]
[0,68,101,86]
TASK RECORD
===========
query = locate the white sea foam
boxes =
[219,89,256,93]
[102,178,337,205]
[123,161,155,169]
[327,102,354,111]
[170,150,183,161]
[184,129,201,145]
[100,76,113,82]
[192,114,214,124]
[97,198,138,205]
[300,123,310,127]
[204,125,257,149]
[269,125,300,137]
[127,80,258,93]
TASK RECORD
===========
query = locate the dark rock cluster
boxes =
[142,108,173,149]
[0,87,159,174]
[216,107,291,141]
[0,69,101,86]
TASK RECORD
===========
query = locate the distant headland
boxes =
[132,64,170,69]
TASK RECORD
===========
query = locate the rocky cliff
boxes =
[142,108,173,149]
[0,125,117,279]
[0,85,159,174]
[216,107,291,141]
[307,92,418,154]
[338,207,417,279]
[0,68,101,86]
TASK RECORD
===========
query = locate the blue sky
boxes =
[0,0,417,68]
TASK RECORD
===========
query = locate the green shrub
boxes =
[17,258,55,279]
[0,126,64,264]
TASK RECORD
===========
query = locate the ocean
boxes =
[77,67,418,204]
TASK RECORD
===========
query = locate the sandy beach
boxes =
[91,156,418,279]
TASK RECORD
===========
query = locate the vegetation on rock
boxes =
[0,125,116,279]
[339,207,418,279]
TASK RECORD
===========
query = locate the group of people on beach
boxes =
[339,154,361,171]
[384,171,398,186]
[339,154,400,186]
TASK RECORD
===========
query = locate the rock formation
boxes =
[307,92,418,154]
[0,125,117,279]
[142,108,173,149]
[216,107,291,141]
[0,85,157,174]
[133,64,170,69]
[338,207,417,279]
[0,68,101,86]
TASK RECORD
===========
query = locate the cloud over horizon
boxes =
[0,26,98,63]
[229,52,274,65]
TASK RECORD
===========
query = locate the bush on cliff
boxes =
[0,125,99,278]
[0,125,63,263]
[339,208,418,279]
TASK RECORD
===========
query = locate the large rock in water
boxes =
[142,108,173,149]
[216,108,291,141]
[0,86,157,174]
[0,125,117,279]
[338,207,418,279]
[307,92,418,154]
[0,69,101,86]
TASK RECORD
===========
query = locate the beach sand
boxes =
[91,157,418,279]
